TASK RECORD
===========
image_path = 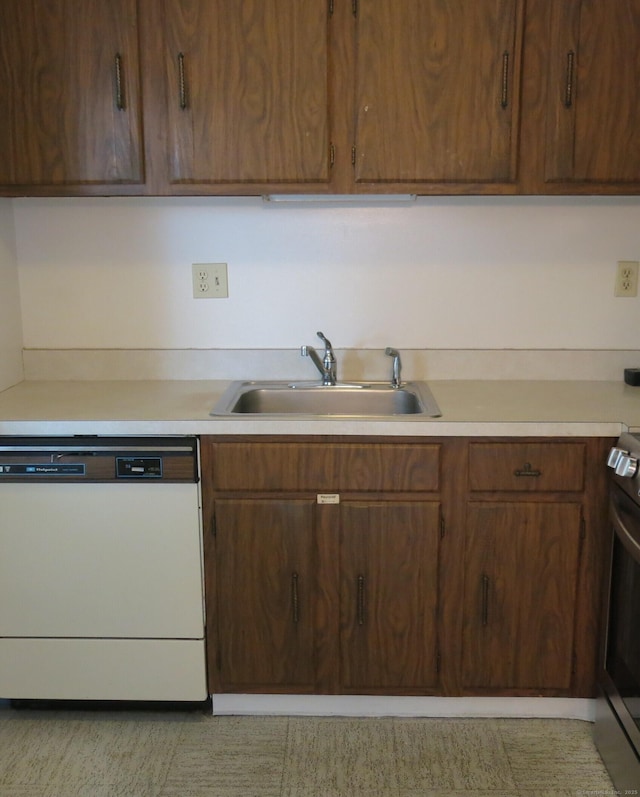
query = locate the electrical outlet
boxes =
[192,263,228,299]
[615,260,639,297]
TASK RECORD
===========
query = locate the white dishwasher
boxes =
[0,436,206,703]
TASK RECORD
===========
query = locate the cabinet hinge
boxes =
[351,145,356,166]
[440,515,446,539]
[328,0,334,17]
[330,142,336,168]
[352,0,358,17]
[579,513,586,540]
[211,513,216,538]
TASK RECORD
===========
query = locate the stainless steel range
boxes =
[595,431,640,789]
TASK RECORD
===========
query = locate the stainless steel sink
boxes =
[210,381,441,417]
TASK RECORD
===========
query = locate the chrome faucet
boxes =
[384,347,402,388]
[301,331,337,385]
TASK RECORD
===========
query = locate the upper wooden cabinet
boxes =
[153,0,331,188]
[2,0,640,195]
[520,0,640,193]
[0,0,144,191]
[541,0,640,188]
[353,0,524,188]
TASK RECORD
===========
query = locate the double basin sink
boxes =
[211,380,442,418]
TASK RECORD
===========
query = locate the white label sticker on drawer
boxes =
[317,493,340,504]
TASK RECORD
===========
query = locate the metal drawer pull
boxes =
[481,574,489,626]
[291,572,299,624]
[501,51,510,108]
[357,574,366,625]
[114,54,125,110]
[178,52,188,110]
[514,462,542,477]
[564,50,575,108]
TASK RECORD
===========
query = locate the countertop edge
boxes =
[0,378,636,438]
[0,419,624,438]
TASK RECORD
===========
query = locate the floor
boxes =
[0,706,616,797]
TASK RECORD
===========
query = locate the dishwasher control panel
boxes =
[116,457,162,478]
[0,437,198,483]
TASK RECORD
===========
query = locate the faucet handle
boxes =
[308,331,337,384]
[316,331,333,351]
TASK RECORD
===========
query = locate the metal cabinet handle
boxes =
[514,462,542,477]
[564,50,575,108]
[481,574,490,626]
[501,51,510,108]
[357,574,366,626]
[178,52,188,110]
[291,572,299,624]
[114,54,125,110]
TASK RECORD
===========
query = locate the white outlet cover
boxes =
[615,260,639,298]
[192,263,228,299]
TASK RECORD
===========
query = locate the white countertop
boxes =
[0,379,639,437]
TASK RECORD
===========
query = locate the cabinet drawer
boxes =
[209,442,440,493]
[468,442,585,492]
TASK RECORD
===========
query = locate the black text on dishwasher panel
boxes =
[0,464,86,476]
[116,457,163,478]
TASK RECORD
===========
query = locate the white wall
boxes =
[0,200,23,389]
[13,196,640,351]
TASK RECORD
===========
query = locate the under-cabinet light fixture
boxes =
[262,194,417,204]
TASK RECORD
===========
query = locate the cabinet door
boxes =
[159,0,330,186]
[212,498,317,692]
[354,0,523,185]
[461,502,582,691]
[0,0,143,188]
[340,501,441,692]
[543,0,640,185]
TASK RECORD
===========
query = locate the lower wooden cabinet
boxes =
[213,498,317,692]
[201,435,611,698]
[209,496,442,694]
[458,437,612,697]
[461,501,582,691]
[339,501,441,692]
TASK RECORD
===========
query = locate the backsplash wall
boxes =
[0,200,23,390]
[11,196,640,354]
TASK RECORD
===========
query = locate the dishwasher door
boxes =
[0,482,203,638]
[0,437,207,702]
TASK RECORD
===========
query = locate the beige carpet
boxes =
[0,709,615,796]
